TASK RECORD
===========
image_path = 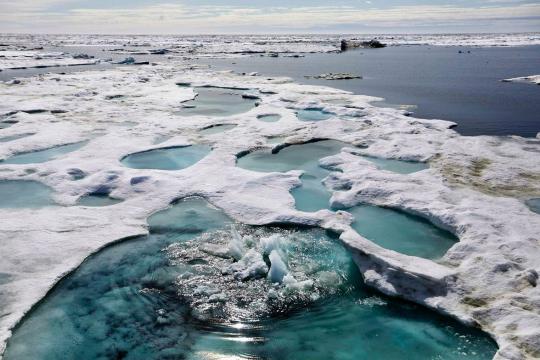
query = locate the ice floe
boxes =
[0,56,539,360]
[0,50,99,71]
[502,75,540,85]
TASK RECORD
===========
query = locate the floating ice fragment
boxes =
[194,285,221,297]
[228,227,246,260]
[72,53,93,59]
[315,271,343,289]
[117,57,135,64]
[200,243,232,259]
[208,293,228,303]
[268,250,288,284]
[260,234,286,256]
[341,39,386,50]
[282,274,313,293]
[310,73,362,80]
[282,273,296,285]
[501,75,540,85]
[225,249,268,281]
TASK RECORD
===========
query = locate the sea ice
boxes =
[0,50,99,71]
[502,75,540,85]
[0,53,539,360]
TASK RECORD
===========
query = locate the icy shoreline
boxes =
[0,61,539,359]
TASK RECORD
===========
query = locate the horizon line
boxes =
[2,30,539,36]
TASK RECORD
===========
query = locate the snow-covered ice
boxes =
[0,49,99,71]
[0,51,539,360]
[502,75,540,85]
[1,32,539,66]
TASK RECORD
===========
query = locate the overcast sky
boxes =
[1,0,539,34]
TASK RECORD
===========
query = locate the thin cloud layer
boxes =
[1,0,539,33]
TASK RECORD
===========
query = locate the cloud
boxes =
[1,1,539,33]
[0,0,78,12]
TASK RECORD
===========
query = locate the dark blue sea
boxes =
[202,45,540,137]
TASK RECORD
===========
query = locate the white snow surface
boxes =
[0,49,99,70]
[0,60,539,360]
[361,33,540,47]
[503,75,540,85]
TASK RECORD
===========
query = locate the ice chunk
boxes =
[282,273,314,294]
[502,75,540,85]
[228,227,245,260]
[282,273,296,285]
[268,250,288,284]
[208,293,228,303]
[260,234,286,256]
[117,57,135,65]
[193,285,221,297]
[225,249,268,281]
[200,228,249,260]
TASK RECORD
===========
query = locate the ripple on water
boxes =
[4,198,497,360]
[121,145,211,170]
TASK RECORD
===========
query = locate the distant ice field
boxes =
[1,33,538,137]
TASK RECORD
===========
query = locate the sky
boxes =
[1,0,539,34]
